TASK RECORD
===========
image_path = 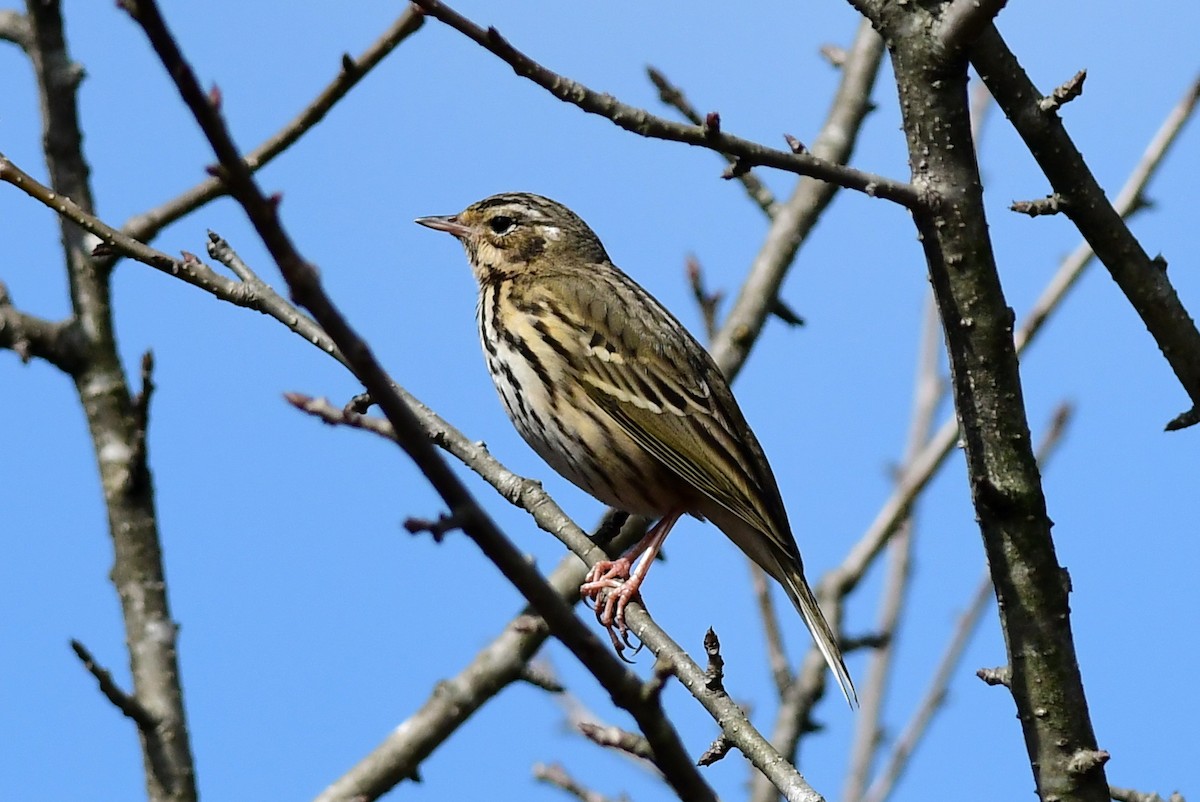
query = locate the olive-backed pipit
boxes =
[416,193,855,705]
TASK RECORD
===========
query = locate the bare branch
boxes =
[21,2,196,799]
[111,7,425,257]
[647,66,779,215]
[938,0,1009,54]
[1039,69,1088,112]
[831,68,1200,603]
[0,280,80,371]
[843,297,944,802]
[578,722,655,762]
[861,403,1076,802]
[685,255,723,342]
[749,562,792,697]
[410,0,917,208]
[973,34,1200,430]
[1110,786,1187,802]
[710,18,886,380]
[533,763,628,802]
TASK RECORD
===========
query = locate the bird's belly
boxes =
[484,341,673,517]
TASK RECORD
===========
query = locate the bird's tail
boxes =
[777,562,857,707]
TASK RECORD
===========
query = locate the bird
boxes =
[415,192,855,705]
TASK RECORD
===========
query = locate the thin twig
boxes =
[842,296,944,802]
[533,763,628,802]
[647,66,778,215]
[1110,786,1187,802]
[109,7,424,262]
[410,0,917,208]
[70,640,158,731]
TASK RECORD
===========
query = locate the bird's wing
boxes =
[541,269,796,557]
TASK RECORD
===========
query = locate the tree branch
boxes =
[409,0,917,208]
[861,402,1075,802]
[972,32,1200,431]
[710,16,886,383]
[109,7,424,262]
[0,280,80,372]
[0,8,31,50]
[21,2,197,800]
[842,297,944,802]
[938,0,1009,54]
[871,3,1107,799]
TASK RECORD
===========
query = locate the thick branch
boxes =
[22,1,196,800]
[874,3,1108,800]
[972,33,1200,430]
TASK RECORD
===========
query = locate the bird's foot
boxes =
[581,558,644,660]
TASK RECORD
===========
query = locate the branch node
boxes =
[697,734,733,766]
[976,665,1012,687]
[721,159,750,180]
[207,83,222,111]
[70,640,158,731]
[1011,194,1066,217]
[1039,69,1087,112]
[702,111,721,138]
[346,392,375,415]
[703,628,726,695]
[403,510,465,542]
[783,133,807,154]
[1067,748,1110,776]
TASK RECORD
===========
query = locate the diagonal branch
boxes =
[938,0,1009,54]
[646,66,779,216]
[109,7,424,262]
[410,0,918,209]
[972,32,1200,431]
[711,18,886,383]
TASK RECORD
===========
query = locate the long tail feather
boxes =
[777,562,857,707]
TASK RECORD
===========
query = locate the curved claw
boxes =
[582,573,645,661]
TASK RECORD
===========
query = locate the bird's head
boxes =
[416,192,610,282]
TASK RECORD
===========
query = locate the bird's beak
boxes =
[415,214,472,239]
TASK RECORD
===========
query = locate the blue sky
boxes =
[3,2,1198,801]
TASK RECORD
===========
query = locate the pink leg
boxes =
[580,509,684,655]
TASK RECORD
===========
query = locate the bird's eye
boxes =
[488,215,517,235]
